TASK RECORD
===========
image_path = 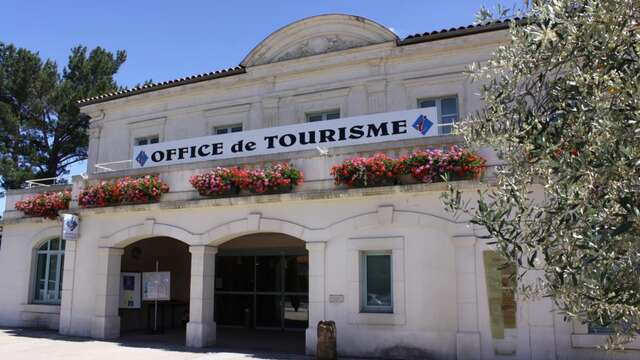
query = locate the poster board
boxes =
[142,271,171,301]
[119,272,141,309]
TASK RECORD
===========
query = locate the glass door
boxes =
[215,252,308,331]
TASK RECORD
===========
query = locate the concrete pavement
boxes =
[0,328,314,360]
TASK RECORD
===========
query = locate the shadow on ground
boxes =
[0,327,310,359]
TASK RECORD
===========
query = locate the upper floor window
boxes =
[135,135,159,146]
[34,238,65,304]
[213,124,243,135]
[361,251,393,313]
[418,96,459,135]
[306,110,340,122]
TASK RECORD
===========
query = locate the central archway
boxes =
[214,233,309,354]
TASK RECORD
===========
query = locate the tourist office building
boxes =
[0,14,637,360]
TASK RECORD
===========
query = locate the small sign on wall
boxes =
[120,272,141,309]
[62,214,79,240]
[329,294,344,303]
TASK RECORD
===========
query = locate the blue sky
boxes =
[0,0,517,214]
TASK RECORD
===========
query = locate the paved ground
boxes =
[0,328,316,360]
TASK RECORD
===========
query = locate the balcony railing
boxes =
[3,135,499,222]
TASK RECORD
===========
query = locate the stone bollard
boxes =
[317,320,337,360]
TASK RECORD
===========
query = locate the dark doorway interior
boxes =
[119,237,191,337]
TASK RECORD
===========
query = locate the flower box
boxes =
[396,146,486,184]
[14,191,71,219]
[190,163,304,197]
[79,175,169,208]
[245,163,304,194]
[330,153,397,188]
[189,167,244,197]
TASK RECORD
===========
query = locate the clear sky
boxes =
[0,0,517,214]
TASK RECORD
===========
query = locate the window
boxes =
[361,251,393,313]
[306,110,340,122]
[418,96,459,135]
[588,324,613,334]
[33,238,65,304]
[134,135,159,146]
[213,124,243,135]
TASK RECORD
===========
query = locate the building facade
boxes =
[0,14,638,360]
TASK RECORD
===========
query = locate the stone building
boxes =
[1,14,637,360]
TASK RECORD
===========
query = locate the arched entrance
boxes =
[214,233,308,354]
[118,237,191,343]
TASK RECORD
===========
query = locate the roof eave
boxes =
[77,66,246,107]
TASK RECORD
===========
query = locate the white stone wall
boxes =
[0,219,62,330]
[3,185,639,359]
[80,30,501,174]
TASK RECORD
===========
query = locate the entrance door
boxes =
[215,252,309,331]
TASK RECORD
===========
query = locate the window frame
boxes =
[418,96,459,135]
[212,123,243,135]
[33,238,65,305]
[134,135,160,146]
[360,250,393,314]
[305,109,341,123]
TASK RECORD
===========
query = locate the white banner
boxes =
[62,214,79,240]
[132,108,437,168]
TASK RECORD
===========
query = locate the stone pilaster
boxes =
[58,239,77,335]
[305,241,327,355]
[185,245,217,347]
[91,247,123,339]
[452,235,481,360]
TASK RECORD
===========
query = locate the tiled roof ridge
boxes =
[77,66,246,105]
[398,17,525,45]
[78,17,525,107]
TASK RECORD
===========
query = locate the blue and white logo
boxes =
[62,214,80,240]
[136,150,149,167]
[412,114,433,135]
[65,217,78,232]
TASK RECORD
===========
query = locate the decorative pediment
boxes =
[241,14,397,67]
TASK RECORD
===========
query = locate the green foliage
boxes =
[443,0,640,346]
[0,43,126,189]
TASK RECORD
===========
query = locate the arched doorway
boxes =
[118,237,191,344]
[214,233,308,354]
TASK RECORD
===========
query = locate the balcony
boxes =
[2,134,497,223]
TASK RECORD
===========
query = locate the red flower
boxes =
[79,176,169,208]
[15,191,71,219]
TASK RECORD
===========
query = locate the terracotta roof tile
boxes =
[78,18,524,107]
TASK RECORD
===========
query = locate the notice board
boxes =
[142,271,171,301]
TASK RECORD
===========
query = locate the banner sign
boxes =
[62,214,79,240]
[132,108,437,168]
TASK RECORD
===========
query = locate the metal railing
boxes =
[94,160,133,173]
[24,177,67,189]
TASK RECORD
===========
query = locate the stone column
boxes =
[452,235,481,360]
[305,241,327,355]
[91,247,123,339]
[59,239,77,335]
[186,245,217,347]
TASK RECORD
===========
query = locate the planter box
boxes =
[196,186,241,198]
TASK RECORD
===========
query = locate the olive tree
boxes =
[443,0,640,346]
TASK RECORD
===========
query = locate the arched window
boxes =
[33,238,65,304]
